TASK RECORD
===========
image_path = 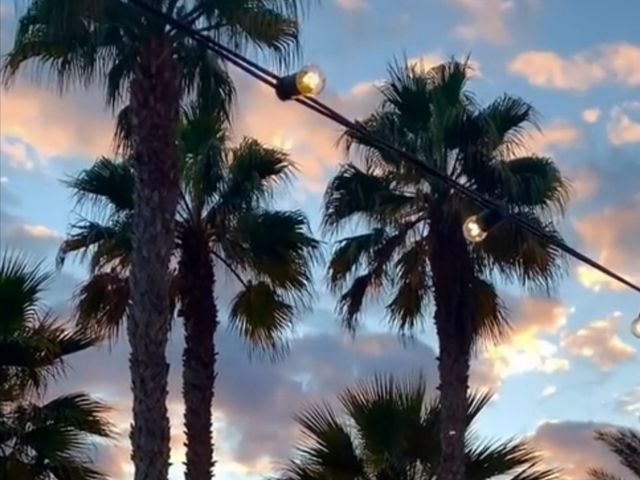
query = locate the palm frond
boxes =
[228,281,295,354]
[223,210,320,293]
[594,428,640,478]
[469,277,509,348]
[73,272,130,342]
[589,468,625,480]
[292,402,365,478]
[500,156,570,214]
[0,250,50,337]
[212,138,293,219]
[474,213,566,293]
[64,157,135,215]
[323,163,417,233]
[386,238,431,333]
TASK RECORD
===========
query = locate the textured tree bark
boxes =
[430,212,474,480]
[128,36,180,480]
[178,227,217,480]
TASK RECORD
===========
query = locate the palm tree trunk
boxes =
[179,227,217,480]
[128,36,180,480]
[430,213,474,480]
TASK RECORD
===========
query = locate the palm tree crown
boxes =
[324,58,568,334]
[323,58,569,480]
[0,251,114,480]
[278,374,559,480]
[60,102,319,349]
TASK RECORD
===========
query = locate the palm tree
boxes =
[0,250,114,479]
[277,374,559,480]
[589,428,640,480]
[3,2,309,477]
[57,102,320,480]
[322,58,568,480]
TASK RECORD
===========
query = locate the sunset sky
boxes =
[1,0,639,478]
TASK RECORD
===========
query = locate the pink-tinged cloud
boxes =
[574,196,640,291]
[608,101,640,145]
[523,119,582,155]
[561,314,636,370]
[335,0,367,12]
[582,108,602,124]
[509,43,640,90]
[232,76,381,192]
[450,0,514,45]
[567,166,600,204]
[0,83,114,164]
[530,421,636,480]
[472,297,570,390]
[53,325,439,479]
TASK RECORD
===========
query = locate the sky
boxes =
[1,0,639,479]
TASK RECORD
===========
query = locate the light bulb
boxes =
[632,314,640,338]
[295,66,326,96]
[276,65,326,101]
[462,209,504,243]
[463,215,488,243]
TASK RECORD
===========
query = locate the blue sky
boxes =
[1,0,639,478]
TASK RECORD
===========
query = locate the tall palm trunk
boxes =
[128,36,181,480]
[430,212,474,480]
[179,227,217,480]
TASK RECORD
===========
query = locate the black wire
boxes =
[122,0,640,295]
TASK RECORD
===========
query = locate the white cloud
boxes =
[582,108,601,124]
[616,386,640,418]
[541,385,557,397]
[335,0,367,11]
[561,314,636,370]
[608,101,640,145]
[509,43,640,90]
[450,0,514,44]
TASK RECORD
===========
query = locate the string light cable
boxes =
[123,0,640,296]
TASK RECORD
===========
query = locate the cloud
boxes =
[530,421,635,480]
[472,297,570,390]
[561,314,635,370]
[574,196,640,291]
[524,120,582,154]
[0,182,63,258]
[52,321,439,479]
[541,385,557,398]
[569,167,599,203]
[508,43,640,90]
[408,53,482,77]
[582,108,601,124]
[615,386,640,419]
[232,75,381,192]
[335,0,367,11]
[608,101,640,145]
[450,0,514,45]
[0,83,114,164]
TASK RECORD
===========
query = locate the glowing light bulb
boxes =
[295,66,326,96]
[462,209,504,243]
[632,314,640,338]
[463,215,488,243]
[276,65,326,100]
